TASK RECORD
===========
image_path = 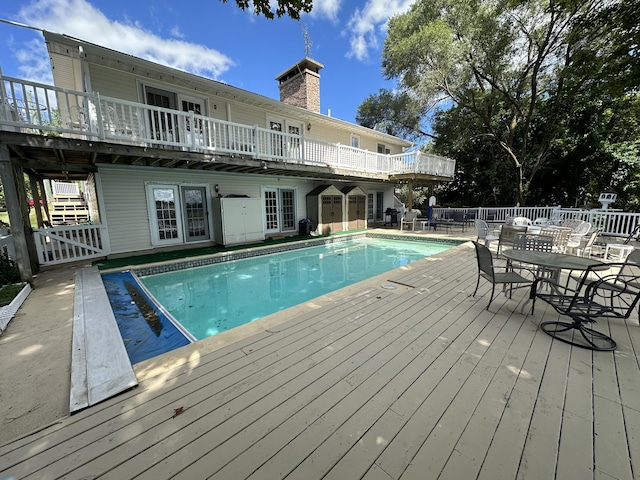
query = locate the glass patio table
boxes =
[502,249,606,274]
[501,249,608,312]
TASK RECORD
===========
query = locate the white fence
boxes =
[433,206,640,237]
[0,74,456,179]
[34,224,110,266]
[0,233,16,260]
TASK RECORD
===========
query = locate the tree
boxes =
[220,0,312,19]
[379,0,633,205]
[356,88,436,141]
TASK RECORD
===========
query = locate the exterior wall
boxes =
[98,165,320,255]
[43,36,408,152]
[98,165,396,256]
[49,52,83,91]
[89,64,140,103]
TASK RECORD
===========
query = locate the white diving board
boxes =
[70,266,138,413]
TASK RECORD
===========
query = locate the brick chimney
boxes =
[276,57,323,113]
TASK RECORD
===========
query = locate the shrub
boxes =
[0,250,20,287]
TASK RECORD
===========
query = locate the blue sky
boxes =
[0,0,416,124]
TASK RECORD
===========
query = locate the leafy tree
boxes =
[356,89,436,141]
[220,0,312,19]
[375,0,639,206]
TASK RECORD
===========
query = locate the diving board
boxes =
[70,266,138,412]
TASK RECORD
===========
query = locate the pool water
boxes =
[138,238,452,340]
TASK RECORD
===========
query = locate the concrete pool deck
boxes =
[2,228,640,479]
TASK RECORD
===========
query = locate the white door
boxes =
[263,187,296,234]
[147,184,184,245]
[182,186,210,242]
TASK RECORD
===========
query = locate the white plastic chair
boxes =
[474,219,499,249]
[400,211,418,231]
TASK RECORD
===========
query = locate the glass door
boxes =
[264,189,279,233]
[280,189,295,231]
[182,186,210,242]
[145,86,177,142]
[263,187,296,234]
[146,184,183,245]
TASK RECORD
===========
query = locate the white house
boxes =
[0,30,455,276]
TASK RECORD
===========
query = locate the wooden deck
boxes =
[1,240,639,479]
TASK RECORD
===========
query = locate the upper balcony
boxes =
[0,74,455,181]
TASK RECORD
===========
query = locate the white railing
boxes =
[34,224,110,266]
[1,74,455,179]
[0,233,16,260]
[434,206,640,237]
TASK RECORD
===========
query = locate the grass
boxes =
[0,210,40,229]
[0,283,25,307]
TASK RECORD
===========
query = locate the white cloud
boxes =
[309,0,342,21]
[16,0,234,79]
[170,26,185,39]
[14,37,53,84]
[345,0,414,61]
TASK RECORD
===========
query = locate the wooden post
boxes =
[38,178,52,224]
[0,145,33,283]
[28,172,44,228]
[407,179,414,211]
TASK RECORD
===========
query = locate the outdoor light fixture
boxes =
[307,123,311,131]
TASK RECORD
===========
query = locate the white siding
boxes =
[50,54,82,91]
[89,64,140,103]
[98,165,322,255]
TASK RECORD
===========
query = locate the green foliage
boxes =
[0,283,24,307]
[371,0,640,207]
[221,0,312,19]
[0,250,20,288]
[356,89,432,141]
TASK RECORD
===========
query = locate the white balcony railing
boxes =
[0,74,456,179]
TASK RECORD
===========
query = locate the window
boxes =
[377,143,390,154]
[351,135,360,148]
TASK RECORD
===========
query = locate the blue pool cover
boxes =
[102,271,191,364]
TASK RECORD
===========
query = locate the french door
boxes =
[182,186,209,242]
[147,184,211,245]
[263,187,296,234]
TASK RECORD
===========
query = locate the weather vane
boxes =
[301,24,313,58]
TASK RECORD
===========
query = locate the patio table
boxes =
[501,249,608,313]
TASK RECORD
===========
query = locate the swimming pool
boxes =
[136,237,453,340]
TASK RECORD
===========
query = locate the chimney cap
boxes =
[275,57,324,82]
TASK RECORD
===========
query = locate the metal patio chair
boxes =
[472,241,533,310]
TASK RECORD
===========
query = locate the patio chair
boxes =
[576,228,602,257]
[400,211,418,231]
[512,232,555,279]
[497,225,528,255]
[474,219,499,249]
[532,261,640,350]
[511,216,532,226]
[532,217,549,226]
[565,221,592,253]
[472,241,533,310]
[538,226,571,254]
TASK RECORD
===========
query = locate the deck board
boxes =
[2,239,640,480]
